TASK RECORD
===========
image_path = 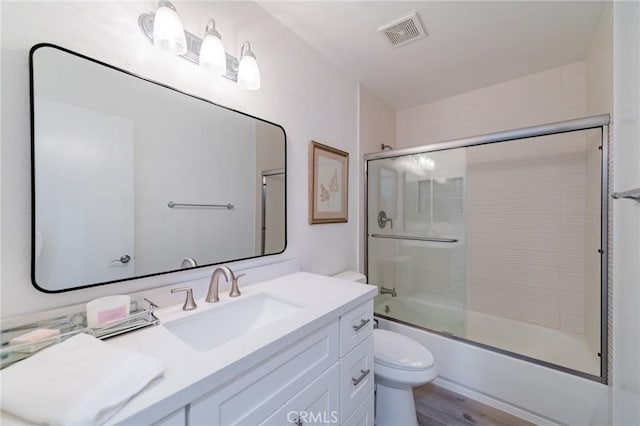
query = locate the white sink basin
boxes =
[164,294,301,352]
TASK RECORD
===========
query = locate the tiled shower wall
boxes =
[465,132,601,335]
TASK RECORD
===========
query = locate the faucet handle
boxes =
[171,287,198,311]
[229,273,245,297]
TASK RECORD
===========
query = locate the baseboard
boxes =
[432,377,562,426]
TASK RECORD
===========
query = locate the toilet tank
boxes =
[332,270,367,283]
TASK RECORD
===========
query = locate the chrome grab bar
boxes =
[168,201,234,209]
[352,369,371,386]
[370,233,458,243]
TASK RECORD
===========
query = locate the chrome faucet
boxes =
[206,266,236,303]
[380,286,397,297]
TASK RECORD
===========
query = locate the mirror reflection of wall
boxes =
[32,45,286,292]
[255,122,286,256]
[34,98,136,287]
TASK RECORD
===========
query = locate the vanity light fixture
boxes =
[151,0,187,55]
[199,19,226,75]
[237,41,261,90]
[138,6,261,89]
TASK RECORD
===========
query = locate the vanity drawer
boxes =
[189,321,339,425]
[339,301,374,356]
[340,335,374,422]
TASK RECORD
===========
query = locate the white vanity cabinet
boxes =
[189,321,340,425]
[0,273,377,426]
[188,301,374,426]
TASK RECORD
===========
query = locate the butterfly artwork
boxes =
[309,141,349,224]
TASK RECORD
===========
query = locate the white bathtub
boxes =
[374,296,608,425]
[374,295,465,334]
[374,295,599,375]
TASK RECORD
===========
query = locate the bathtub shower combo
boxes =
[366,115,609,382]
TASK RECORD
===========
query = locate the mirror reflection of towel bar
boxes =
[370,234,458,243]
[167,201,234,209]
[612,188,640,202]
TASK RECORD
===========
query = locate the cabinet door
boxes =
[340,336,374,422]
[190,322,339,426]
[343,391,374,426]
[285,363,340,426]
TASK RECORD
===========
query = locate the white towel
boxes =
[0,333,164,425]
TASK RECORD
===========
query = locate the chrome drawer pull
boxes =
[352,368,370,386]
[352,318,370,332]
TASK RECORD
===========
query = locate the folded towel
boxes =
[0,333,164,425]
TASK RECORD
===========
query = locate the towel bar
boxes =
[168,201,234,209]
[611,188,640,202]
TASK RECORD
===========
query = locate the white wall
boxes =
[0,1,358,317]
[397,61,587,147]
[587,5,613,116]
[358,85,397,273]
[611,2,640,424]
[358,85,397,155]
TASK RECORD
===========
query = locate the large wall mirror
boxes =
[30,44,286,293]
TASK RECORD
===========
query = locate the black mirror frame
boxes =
[29,43,287,293]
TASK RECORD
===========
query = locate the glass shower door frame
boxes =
[364,114,610,384]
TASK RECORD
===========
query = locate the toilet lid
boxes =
[374,329,434,371]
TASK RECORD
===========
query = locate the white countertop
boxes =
[1,272,377,425]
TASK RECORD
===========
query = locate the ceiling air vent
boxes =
[378,12,427,48]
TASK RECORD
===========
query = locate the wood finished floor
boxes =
[413,383,535,426]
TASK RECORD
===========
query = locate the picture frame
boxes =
[309,141,349,224]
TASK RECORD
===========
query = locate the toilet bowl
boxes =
[373,329,437,426]
[332,271,437,426]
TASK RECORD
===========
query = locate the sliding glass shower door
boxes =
[368,149,467,336]
[367,123,606,380]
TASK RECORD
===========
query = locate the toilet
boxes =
[332,271,437,426]
[373,329,437,426]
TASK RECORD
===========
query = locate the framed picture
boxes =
[309,141,349,224]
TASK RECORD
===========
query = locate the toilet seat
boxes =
[374,329,434,371]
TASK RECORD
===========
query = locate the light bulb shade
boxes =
[153,3,187,55]
[199,33,226,75]
[238,53,261,90]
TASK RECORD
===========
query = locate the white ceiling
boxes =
[258,1,607,110]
